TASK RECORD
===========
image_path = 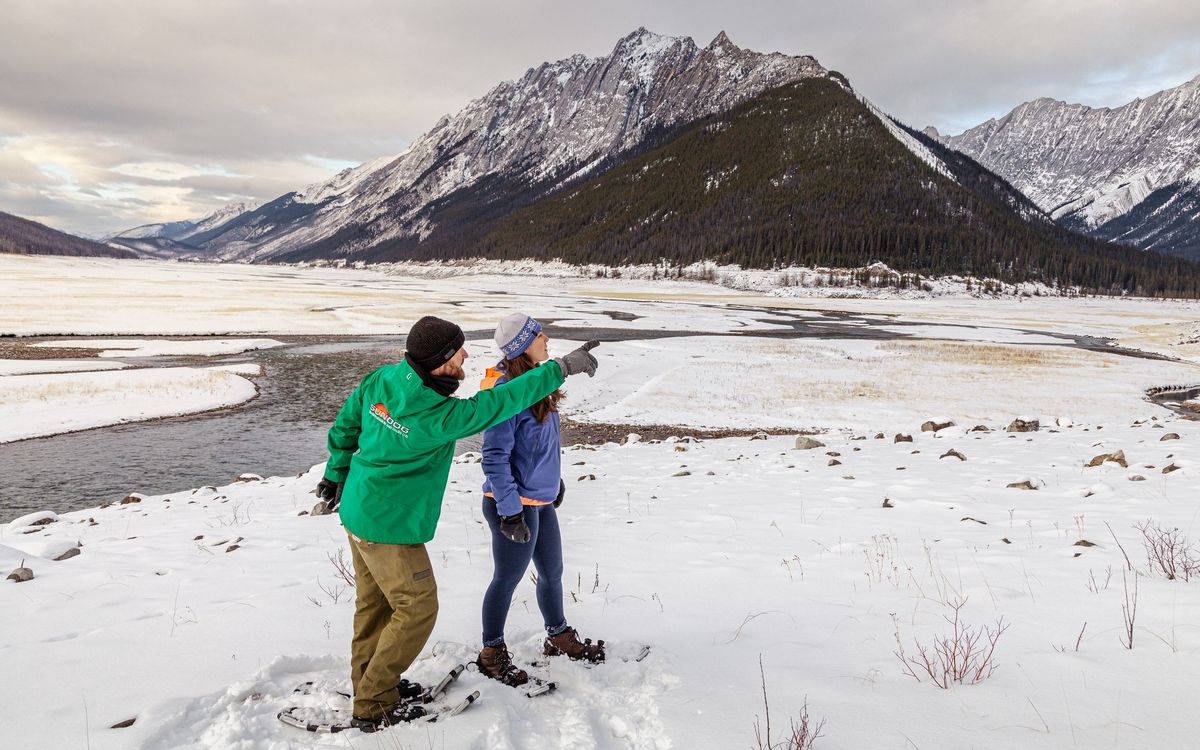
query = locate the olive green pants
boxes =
[347,533,439,719]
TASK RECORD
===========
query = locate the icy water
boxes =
[0,309,1156,521]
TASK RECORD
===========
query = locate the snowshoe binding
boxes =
[349,701,428,733]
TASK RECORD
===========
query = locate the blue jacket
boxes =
[480,363,561,517]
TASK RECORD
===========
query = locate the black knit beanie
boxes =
[406,316,465,371]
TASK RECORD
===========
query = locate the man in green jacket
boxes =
[314,315,599,731]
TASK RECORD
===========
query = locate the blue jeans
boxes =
[481,498,566,646]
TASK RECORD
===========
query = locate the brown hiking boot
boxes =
[477,644,529,686]
[543,627,605,663]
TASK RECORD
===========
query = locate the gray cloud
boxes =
[2,0,1198,236]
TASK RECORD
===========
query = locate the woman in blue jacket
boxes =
[476,313,605,686]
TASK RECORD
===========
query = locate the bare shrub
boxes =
[329,548,356,587]
[754,656,826,750]
[1120,570,1138,649]
[894,598,1008,688]
[1136,520,1199,581]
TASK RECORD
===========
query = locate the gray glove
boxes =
[554,340,600,378]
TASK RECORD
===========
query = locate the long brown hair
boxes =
[505,352,563,423]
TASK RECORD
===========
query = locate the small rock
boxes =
[311,500,335,516]
[750,431,769,441]
[852,447,861,452]
[794,436,825,450]
[235,473,264,483]
[1006,418,1040,433]
[1128,475,1146,482]
[1073,539,1097,547]
[119,495,142,505]
[940,449,967,461]
[1160,433,1181,441]
[826,451,841,457]
[578,474,597,481]
[1007,480,1039,490]
[851,436,867,441]
[225,544,240,553]
[970,425,991,433]
[874,433,885,439]
[827,459,842,466]
[193,534,204,540]
[7,566,33,582]
[882,497,893,508]
[1163,463,1182,474]
[1086,450,1127,468]
[706,471,715,476]
[961,517,987,525]
[297,510,309,516]
[671,470,691,477]
[1001,537,1012,544]
[894,434,913,443]
[674,445,687,452]
[111,718,136,729]
[921,420,955,433]
[53,547,81,562]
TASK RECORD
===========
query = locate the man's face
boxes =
[431,346,468,380]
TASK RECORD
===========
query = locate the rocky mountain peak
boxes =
[933,73,1200,257]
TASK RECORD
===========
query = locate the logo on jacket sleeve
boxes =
[369,402,410,435]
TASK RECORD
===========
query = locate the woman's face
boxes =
[526,331,550,363]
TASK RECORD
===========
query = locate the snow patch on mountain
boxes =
[859,95,954,181]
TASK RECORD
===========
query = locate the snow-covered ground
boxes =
[2,415,1197,749]
[0,364,260,443]
[3,255,1200,441]
[3,255,1200,748]
[31,338,284,358]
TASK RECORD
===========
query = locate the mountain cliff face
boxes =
[148,29,834,261]
[933,75,1200,258]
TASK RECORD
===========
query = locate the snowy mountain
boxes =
[107,201,258,258]
[932,75,1200,259]
[145,29,836,262]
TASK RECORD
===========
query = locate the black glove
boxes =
[554,479,565,509]
[554,340,600,378]
[499,513,531,543]
[315,477,344,511]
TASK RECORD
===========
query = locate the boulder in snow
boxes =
[1160,433,1181,441]
[7,566,33,582]
[794,437,825,450]
[1086,450,1127,468]
[1006,418,1040,433]
[921,420,955,433]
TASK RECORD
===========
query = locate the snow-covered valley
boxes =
[3,256,1200,749]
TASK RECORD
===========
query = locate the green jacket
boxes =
[324,358,566,544]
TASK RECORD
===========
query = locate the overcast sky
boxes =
[3,0,1198,238]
